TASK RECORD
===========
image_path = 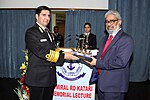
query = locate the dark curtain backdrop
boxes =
[109,0,150,82]
[0,10,35,78]
[65,10,107,48]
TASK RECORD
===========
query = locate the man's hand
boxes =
[84,57,97,66]
[64,52,79,60]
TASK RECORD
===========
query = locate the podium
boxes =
[53,48,98,100]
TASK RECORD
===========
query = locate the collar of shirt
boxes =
[54,33,59,35]
[109,28,121,39]
[36,22,46,30]
[84,32,90,36]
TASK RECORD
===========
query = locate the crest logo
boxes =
[57,62,86,81]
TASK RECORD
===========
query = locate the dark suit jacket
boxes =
[96,29,134,92]
[25,24,64,87]
[79,33,97,49]
[54,33,64,47]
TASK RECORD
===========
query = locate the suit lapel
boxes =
[34,24,52,43]
[106,30,124,53]
[99,35,108,57]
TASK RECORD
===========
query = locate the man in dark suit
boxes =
[86,10,134,100]
[78,22,97,50]
[24,6,78,100]
[53,26,64,47]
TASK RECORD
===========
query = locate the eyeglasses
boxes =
[105,19,118,25]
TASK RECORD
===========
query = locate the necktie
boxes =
[100,35,113,59]
[45,28,52,42]
[98,35,113,74]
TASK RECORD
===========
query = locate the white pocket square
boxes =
[40,39,47,42]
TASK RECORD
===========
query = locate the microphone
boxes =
[76,33,82,41]
[64,38,71,44]
[76,34,79,37]
[64,34,71,40]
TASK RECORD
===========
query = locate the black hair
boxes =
[35,6,51,15]
[54,26,59,29]
[84,22,91,28]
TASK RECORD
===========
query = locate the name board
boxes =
[53,62,95,100]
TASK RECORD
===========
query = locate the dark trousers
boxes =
[29,86,55,100]
[98,89,126,100]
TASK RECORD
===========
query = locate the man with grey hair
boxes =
[86,10,134,100]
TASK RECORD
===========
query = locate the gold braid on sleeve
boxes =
[55,48,61,52]
[45,50,60,62]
